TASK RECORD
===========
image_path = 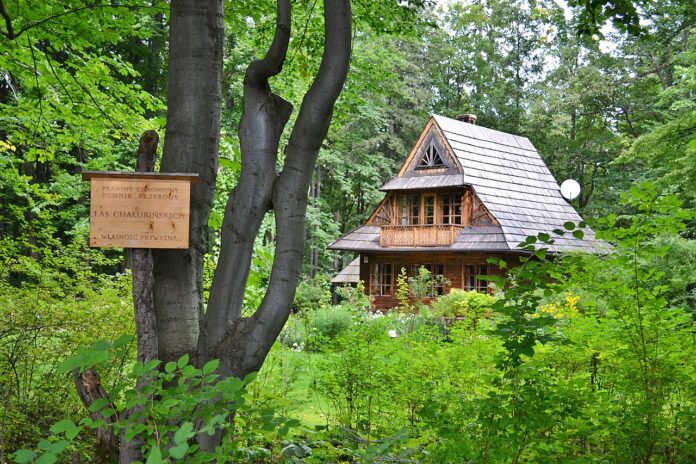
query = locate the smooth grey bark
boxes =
[202,0,352,378]
[153,0,223,363]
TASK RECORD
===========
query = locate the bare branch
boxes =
[0,0,14,39]
[245,0,291,85]
[3,3,166,41]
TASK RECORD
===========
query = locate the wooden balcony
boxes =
[380,224,465,247]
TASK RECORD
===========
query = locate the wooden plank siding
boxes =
[359,252,521,310]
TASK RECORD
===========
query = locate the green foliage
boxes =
[293,274,332,313]
[429,288,497,321]
[13,342,299,463]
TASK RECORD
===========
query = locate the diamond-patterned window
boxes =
[416,145,446,169]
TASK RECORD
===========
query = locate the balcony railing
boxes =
[380,224,465,247]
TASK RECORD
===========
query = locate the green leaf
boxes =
[174,422,194,445]
[563,221,575,230]
[180,365,197,378]
[13,450,36,463]
[57,355,83,374]
[169,443,189,459]
[146,447,162,464]
[177,354,190,368]
[36,453,58,464]
[688,138,696,149]
[201,359,219,376]
[165,361,177,373]
[88,397,109,412]
[50,419,76,435]
[113,334,134,349]
[572,230,585,239]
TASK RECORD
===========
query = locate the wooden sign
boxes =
[82,171,199,249]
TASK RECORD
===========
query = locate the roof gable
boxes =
[398,120,462,177]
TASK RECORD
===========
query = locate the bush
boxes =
[429,289,496,320]
[293,275,332,312]
[280,305,355,352]
[311,306,354,339]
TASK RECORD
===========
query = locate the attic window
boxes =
[416,145,446,169]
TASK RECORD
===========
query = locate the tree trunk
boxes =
[153,0,224,364]
[202,0,351,379]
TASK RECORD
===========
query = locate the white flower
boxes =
[388,329,398,338]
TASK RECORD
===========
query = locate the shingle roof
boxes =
[380,173,466,191]
[432,115,604,252]
[331,257,360,284]
[330,115,607,254]
[329,225,512,252]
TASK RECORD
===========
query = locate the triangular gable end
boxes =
[398,118,463,177]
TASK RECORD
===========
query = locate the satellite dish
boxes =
[560,179,581,201]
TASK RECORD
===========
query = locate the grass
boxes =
[250,344,332,428]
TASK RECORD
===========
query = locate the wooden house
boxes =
[329,114,605,309]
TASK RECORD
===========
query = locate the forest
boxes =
[0,0,695,462]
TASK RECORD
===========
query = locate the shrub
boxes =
[280,305,355,352]
[311,306,354,339]
[429,289,496,320]
[293,275,332,312]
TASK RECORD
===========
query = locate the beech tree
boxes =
[150,0,351,376]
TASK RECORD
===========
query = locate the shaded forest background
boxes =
[1,0,695,462]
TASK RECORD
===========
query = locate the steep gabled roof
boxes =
[431,115,602,252]
[330,115,606,253]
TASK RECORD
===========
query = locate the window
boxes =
[417,145,446,169]
[423,195,435,224]
[371,263,393,296]
[442,193,462,225]
[464,264,489,293]
[411,264,446,297]
[398,195,420,225]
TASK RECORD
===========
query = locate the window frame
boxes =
[371,262,393,296]
[463,263,489,293]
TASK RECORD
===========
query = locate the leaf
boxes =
[688,138,696,149]
[174,422,194,445]
[57,355,83,374]
[563,221,575,230]
[572,230,585,239]
[165,361,177,373]
[13,450,36,464]
[201,359,219,376]
[169,443,189,459]
[50,419,77,437]
[36,453,58,464]
[88,397,109,412]
[177,354,190,368]
[113,334,134,349]
[146,447,162,464]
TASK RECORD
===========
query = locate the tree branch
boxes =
[245,0,291,85]
[0,0,14,39]
[221,0,352,376]
[202,0,293,356]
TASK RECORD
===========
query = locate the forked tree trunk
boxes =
[200,0,351,379]
[114,0,351,458]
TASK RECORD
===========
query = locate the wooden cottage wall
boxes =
[360,252,521,310]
